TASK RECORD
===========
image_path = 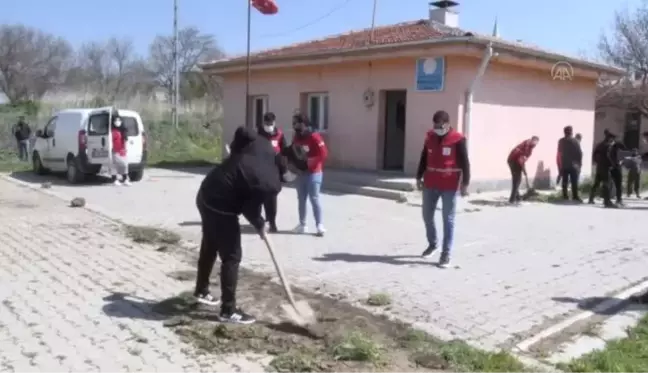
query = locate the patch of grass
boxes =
[365,292,392,306]
[330,331,384,363]
[124,225,181,245]
[268,351,321,372]
[559,313,648,372]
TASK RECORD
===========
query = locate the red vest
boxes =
[268,129,283,153]
[423,129,464,190]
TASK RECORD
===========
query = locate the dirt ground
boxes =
[160,268,448,372]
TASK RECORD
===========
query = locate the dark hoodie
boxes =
[197,126,282,229]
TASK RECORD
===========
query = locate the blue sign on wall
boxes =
[415,57,445,92]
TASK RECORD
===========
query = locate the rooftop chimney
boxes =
[429,1,459,28]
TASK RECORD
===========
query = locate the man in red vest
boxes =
[507,136,539,204]
[257,112,287,232]
[415,110,470,268]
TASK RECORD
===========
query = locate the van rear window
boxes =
[87,113,139,136]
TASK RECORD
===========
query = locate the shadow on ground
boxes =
[552,295,648,316]
[312,252,440,267]
[9,170,113,187]
[99,267,476,372]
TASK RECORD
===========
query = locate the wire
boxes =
[257,0,355,39]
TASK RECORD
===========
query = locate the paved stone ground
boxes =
[9,168,648,350]
[0,179,269,372]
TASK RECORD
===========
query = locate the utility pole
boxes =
[173,0,179,128]
[370,0,377,44]
[244,0,252,128]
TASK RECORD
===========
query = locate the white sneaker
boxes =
[316,224,326,236]
[113,179,122,186]
[122,179,132,186]
[294,224,308,234]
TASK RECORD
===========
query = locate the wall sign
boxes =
[415,57,445,92]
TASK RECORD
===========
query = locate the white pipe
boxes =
[463,43,497,146]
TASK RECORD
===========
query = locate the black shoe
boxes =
[573,197,583,203]
[438,252,451,268]
[194,292,220,306]
[637,194,642,199]
[421,246,437,258]
[268,223,278,233]
[617,201,624,206]
[219,308,256,325]
[604,202,618,208]
[588,199,595,204]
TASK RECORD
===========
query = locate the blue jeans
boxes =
[422,188,457,255]
[17,140,29,161]
[296,172,323,226]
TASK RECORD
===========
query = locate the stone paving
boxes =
[0,179,269,372]
[8,168,648,350]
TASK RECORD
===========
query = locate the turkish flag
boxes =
[251,0,278,14]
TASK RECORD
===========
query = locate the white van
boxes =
[32,107,147,184]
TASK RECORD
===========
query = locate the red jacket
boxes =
[111,128,126,156]
[292,131,328,173]
[423,129,464,190]
[508,140,535,166]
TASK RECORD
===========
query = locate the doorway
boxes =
[382,90,407,170]
[623,110,641,150]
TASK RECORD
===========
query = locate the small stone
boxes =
[70,197,86,208]
[41,182,52,189]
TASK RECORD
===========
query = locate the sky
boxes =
[1,0,642,61]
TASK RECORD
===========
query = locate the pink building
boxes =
[202,1,623,191]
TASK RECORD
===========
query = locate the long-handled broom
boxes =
[261,235,317,327]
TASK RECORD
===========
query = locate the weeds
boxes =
[330,331,383,363]
[124,225,181,245]
[365,292,392,306]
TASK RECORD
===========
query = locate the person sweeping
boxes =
[193,126,282,324]
[507,136,539,204]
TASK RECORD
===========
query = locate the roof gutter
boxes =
[463,42,496,147]
[201,37,624,76]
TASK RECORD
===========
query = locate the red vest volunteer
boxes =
[508,137,538,166]
[417,128,470,191]
[292,131,328,173]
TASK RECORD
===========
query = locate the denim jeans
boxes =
[17,140,29,161]
[296,172,323,226]
[422,188,457,255]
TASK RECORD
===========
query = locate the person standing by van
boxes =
[291,114,328,236]
[110,115,130,186]
[257,112,287,232]
[13,116,31,161]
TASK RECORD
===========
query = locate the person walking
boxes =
[416,110,470,268]
[291,114,328,236]
[507,136,539,204]
[557,125,583,202]
[588,132,617,208]
[110,115,130,186]
[622,148,642,198]
[13,116,31,161]
[256,112,287,232]
[193,126,281,324]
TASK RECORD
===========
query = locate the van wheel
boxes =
[128,169,144,182]
[66,157,85,184]
[32,152,48,175]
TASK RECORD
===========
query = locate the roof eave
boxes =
[201,36,625,77]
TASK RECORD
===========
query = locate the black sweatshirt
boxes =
[416,136,470,186]
[198,127,282,230]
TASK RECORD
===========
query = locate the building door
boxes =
[382,90,407,170]
[623,110,641,150]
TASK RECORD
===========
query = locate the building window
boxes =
[307,93,329,131]
[250,95,268,128]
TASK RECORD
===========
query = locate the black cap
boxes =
[263,112,276,122]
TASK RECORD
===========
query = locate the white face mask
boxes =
[433,126,449,136]
[114,120,122,128]
[263,123,275,132]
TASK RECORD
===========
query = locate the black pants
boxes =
[263,193,278,226]
[508,160,523,202]
[560,167,580,199]
[194,197,242,314]
[610,168,623,202]
[627,170,641,196]
[589,168,613,204]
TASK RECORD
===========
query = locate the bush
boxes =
[0,95,222,172]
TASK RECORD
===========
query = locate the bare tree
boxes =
[597,2,648,114]
[148,27,224,100]
[0,24,72,103]
[72,37,143,100]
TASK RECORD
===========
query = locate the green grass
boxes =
[330,331,384,363]
[559,314,648,372]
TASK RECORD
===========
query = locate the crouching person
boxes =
[193,126,282,324]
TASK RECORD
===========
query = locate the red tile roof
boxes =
[221,19,470,64]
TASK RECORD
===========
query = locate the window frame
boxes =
[250,95,269,128]
[306,92,329,132]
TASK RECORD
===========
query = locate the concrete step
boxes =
[324,170,415,192]
[322,181,408,201]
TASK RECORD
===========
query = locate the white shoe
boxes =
[113,179,122,186]
[294,224,308,234]
[316,224,326,236]
[122,179,132,186]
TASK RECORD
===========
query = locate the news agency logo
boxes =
[551,61,573,80]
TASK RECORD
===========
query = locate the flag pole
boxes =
[244,0,252,128]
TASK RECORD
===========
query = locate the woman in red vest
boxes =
[257,112,287,232]
[290,114,328,236]
[415,110,470,268]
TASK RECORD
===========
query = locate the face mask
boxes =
[433,126,449,136]
[263,124,275,133]
[114,120,122,128]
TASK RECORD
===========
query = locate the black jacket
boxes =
[557,136,582,169]
[198,127,281,229]
[257,127,289,179]
[14,121,31,141]
[593,141,625,170]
